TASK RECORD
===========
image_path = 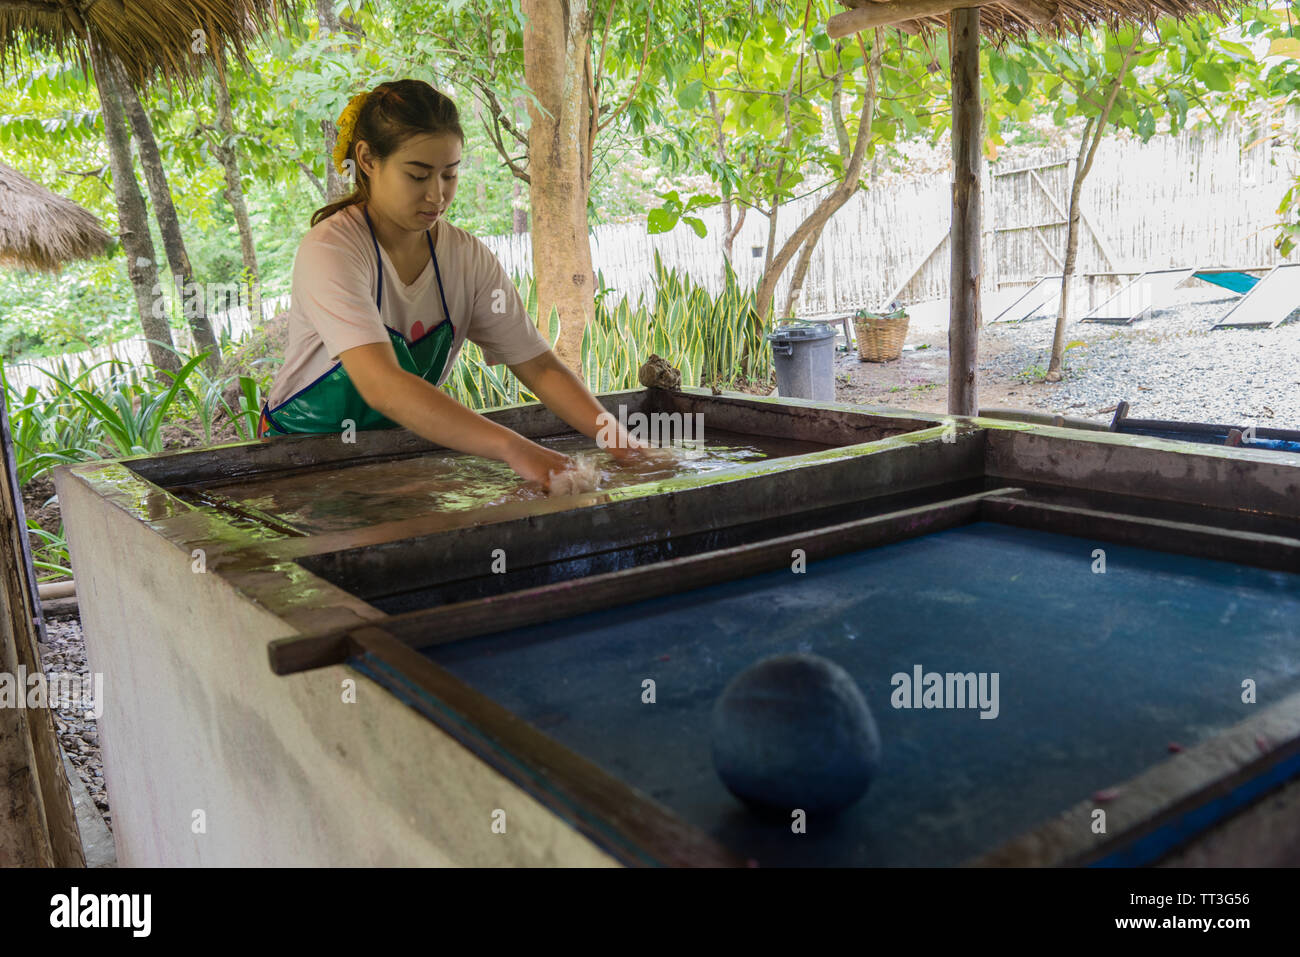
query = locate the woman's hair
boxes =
[311,80,464,227]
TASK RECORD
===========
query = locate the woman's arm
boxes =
[340,342,573,486]
[509,350,646,459]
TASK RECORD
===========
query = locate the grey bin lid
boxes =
[765,322,835,343]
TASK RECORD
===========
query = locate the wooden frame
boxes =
[265,478,1300,867]
[989,274,1062,323]
[1081,267,1196,324]
[1212,262,1300,330]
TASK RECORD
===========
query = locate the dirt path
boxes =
[832,309,1044,416]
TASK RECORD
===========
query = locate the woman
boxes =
[259,79,645,488]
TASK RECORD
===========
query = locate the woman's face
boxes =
[357,131,462,233]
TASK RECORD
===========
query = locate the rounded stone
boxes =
[710,653,881,817]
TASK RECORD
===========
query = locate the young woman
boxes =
[259,79,645,488]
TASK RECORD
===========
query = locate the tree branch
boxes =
[597,1,655,134]
[595,0,616,92]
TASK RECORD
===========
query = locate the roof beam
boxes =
[1001,0,1059,23]
[828,0,1046,37]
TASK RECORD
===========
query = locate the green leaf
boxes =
[647,207,677,233]
[1137,109,1155,140]
[1194,62,1230,93]
[683,193,719,212]
[990,57,1010,87]
[676,79,704,111]
[1166,88,1188,125]
[1268,37,1300,59]
[1009,59,1029,91]
[1219,40,1253,61]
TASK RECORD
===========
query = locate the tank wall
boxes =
[55,468,618,866]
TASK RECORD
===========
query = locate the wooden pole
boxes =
[948,8,982,417]
[0,392,84,865]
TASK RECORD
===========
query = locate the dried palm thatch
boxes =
[832,0,1245,42]
[0,160,113,271]
[0,0,288,89]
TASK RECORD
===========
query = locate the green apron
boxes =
[260,205,455,437]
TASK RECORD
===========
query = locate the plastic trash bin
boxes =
[766,323,836,401]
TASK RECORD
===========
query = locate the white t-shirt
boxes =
[266,204,550,410]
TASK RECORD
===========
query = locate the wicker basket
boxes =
[853,309,910,362]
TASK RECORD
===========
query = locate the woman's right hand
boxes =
[505,436,574,490]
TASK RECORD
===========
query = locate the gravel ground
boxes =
[835,283,1300,427]
[38,615,111,832]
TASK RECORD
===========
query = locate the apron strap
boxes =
[361,203,453,334]
[262,207,458,440]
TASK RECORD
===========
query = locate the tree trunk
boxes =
[512,179,529,233]
[1047,124,1094,382]
[781,220,828,318]
[87,33,180,378]
[212,60,263,330]
[511,96,529,234]
[472,97,488,207]
[708,89,746,269]
[317,0,349,202]
[777,58,845,316]
[1047,38,1139,381]
[724,206,746,265]
[762,179,781,283]
[948,9,982,417]
[753,36,882,325]
[107,51,221,373]
[522,0,596,371]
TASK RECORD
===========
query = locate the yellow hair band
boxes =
[332,92,370,176]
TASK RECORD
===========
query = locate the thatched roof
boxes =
[0,0,286,88]
[0,160,113,271]
[831,0,1243,42]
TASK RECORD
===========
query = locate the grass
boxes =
[1016,363,1051,382]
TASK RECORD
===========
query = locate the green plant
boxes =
[229,376,265,441]
[441,256,771,411]
[35,350,209,458]
[1016,363,1050,382]
[1019,340,1085,383]
[178,353,278,444]
[26,519,71,582]
[1,357,104,485]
